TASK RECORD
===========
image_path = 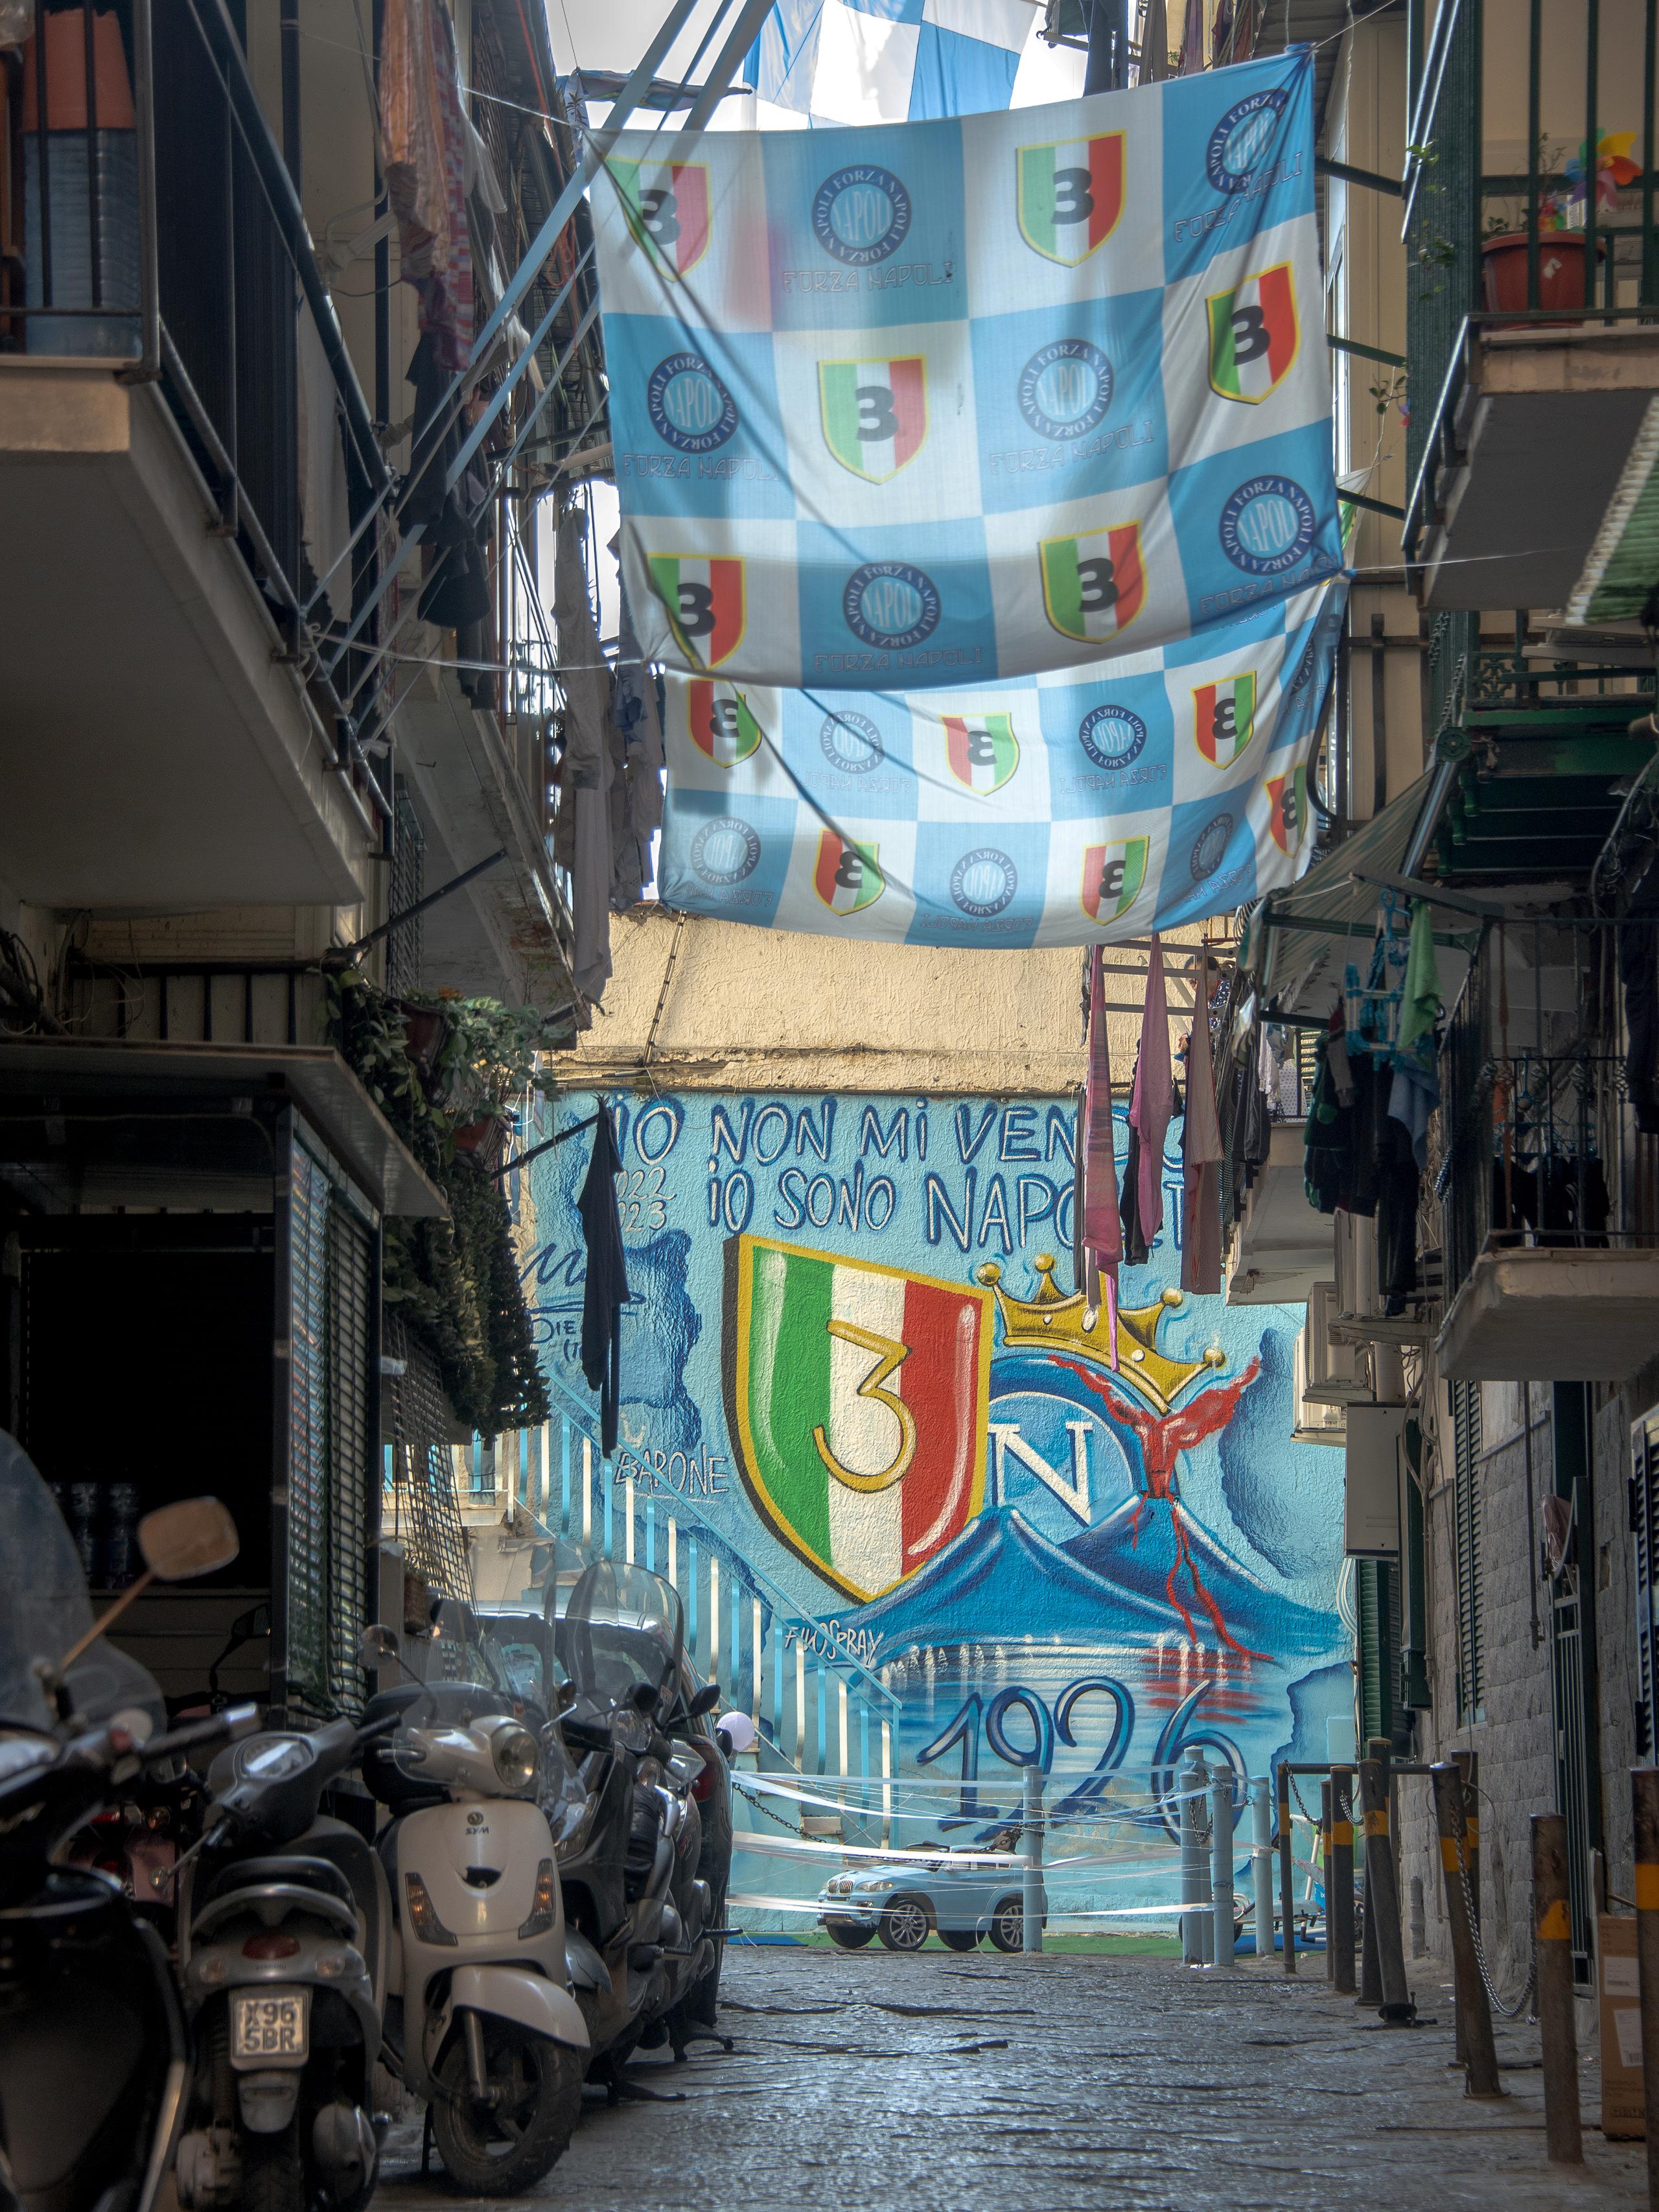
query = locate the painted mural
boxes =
[526,1090,1351,1913]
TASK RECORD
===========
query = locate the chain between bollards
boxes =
[1531,1812,1583,2165]
[1431,1761,1501,2097]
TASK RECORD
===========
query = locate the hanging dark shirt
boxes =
[578,1110,629,1456]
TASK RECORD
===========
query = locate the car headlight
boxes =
[491,1723,539,1789]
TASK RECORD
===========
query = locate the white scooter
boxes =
[360,1616,588,2195]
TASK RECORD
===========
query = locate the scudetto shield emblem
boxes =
[1039,522,1144,644]
[647,555,745,669]
[1016,132,1125,265]
[818,357,927,483]
[1267,764,1308,855]
[608,158,710,279]
[943,713,1019,797]
[689,682,761,767]
[813,832,884,916]
[1207,263,1299,404]
[726,1236,992,1603]
[1193,671,1258,767]
[1080,837,1150,924]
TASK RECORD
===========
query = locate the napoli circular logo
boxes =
[1018,340,1114,442]
[690,815,761,887]
[1205,88,1289,194]
[1190,812,1235,883]
[1290,634,1318,693]
[1220,474,1317,576]
[951,847,1018,918]
[1078,704,1148,771]
[842,562,941,652]
[646,353,737,455]
[820,710,884,773]
[812,165,911,267]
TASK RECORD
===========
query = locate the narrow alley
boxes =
[381,1946,1649,2212]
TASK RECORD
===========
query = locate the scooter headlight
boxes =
[491,1723,539,1790]
[517,1858,558,1940]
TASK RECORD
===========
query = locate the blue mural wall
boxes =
[526,1089,1350,1909]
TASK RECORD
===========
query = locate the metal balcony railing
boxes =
[1402,0,1659,577]
[1,0,391,831]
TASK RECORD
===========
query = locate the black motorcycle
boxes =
[0,1432,252,2212]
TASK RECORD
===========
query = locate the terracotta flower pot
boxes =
[452,1117,505,1171]
[1480,229,1605,316]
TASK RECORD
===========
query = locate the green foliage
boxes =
[327,971,551,1439]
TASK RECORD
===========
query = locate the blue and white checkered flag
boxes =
[743,0,1085,128]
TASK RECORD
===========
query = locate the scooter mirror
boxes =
[358,1625,400,1670]
[629,1681,660,1714]
[687,1683,722,1719]
[554,1681,577,1714]
[138,1498,239,1581]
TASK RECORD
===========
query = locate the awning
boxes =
[1245,769,1474,1018]
[0,1038,447,1217]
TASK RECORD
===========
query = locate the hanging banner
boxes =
[657,577,1344,945]
[742,0,1083,130]
[593,50,1338,693]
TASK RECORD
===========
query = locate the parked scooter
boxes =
[172,1679,412,2212]
[360,1608,588,2194]
[545,1560,723,2084]
[0,1431,254,2212]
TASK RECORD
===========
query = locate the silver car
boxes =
[818,1831,1045,1953]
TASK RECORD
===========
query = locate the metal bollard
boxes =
[1358,1755,1414,2023]
[1631,1768,1659,2207]
[1277,1762,1297,1975]
[1430,1761,1500,2095]
[1179,1751,1207,1964]
[1021,1764,1044,1955]
[1211,1769,1235,1968]
[1251,1778,1275,1961]
[1358,1737,1389,2007]
[1321,1780,1335,1984]
[1530,1813,1583,2165]
[1330,1769,1356,1996]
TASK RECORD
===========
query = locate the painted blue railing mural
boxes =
[516,1088,1351,1926]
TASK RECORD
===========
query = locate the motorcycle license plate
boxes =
[231,1990,310,2066]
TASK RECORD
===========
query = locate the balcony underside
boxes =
[1436,1246,1659,1380]
[0,363,368,911]
[1415,327,1659,614]
[1226,1121,1332,1305]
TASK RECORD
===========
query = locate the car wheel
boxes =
[938,1927,979,1951]
[876,1896,931,1951]
[824,1918,876,1950]
[987,1896,1024,1951]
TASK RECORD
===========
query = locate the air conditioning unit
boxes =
[1294,1324,1347,1445]
[1301,1281,1371,1408]
[1335,1207,1380,1321]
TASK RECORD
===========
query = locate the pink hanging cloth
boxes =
[1081,946,1122,1366]
[1131,933,1173,1246]
[1181,955,1224,1294]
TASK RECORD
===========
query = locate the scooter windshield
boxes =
[390,1599,539,1788]
[0,1429,165,1737]
[555,1560,684,1725]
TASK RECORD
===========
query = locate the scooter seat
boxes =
[198,1854,356,1911]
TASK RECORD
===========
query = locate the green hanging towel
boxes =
[1397,898,1442,1058]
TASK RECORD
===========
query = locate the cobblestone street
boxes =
[377,1945,1651,2212]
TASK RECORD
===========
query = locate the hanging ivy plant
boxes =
[327,972,551,1439]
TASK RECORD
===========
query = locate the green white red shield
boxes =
[818,357,927,483]
[1039,523,1144,644]
[813,832,884,916]
[728,1235,992,1602]
[1193,671,1258,767]
[608,157,710,279]
[1267,764,1308,855]
[943,713,1020,796]
[688,682,761,767]
[1016,133,1125,265]
[1080,836,1150,924]
[1207,263,1299,403]
[648,555,745,669]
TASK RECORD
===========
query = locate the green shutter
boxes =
[1452,1381,1484,1726]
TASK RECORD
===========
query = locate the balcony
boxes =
[1227,1119,1337,1305]
[1402,0,1659,614]
[0,0,388,910]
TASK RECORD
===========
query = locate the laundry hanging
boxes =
[592,51,1338,691]
[657,575,1342,945]
[745,0,1084,129]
